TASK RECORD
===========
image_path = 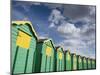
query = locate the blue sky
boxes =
[12,1,96,59]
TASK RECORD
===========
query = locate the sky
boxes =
[12,1,96,59]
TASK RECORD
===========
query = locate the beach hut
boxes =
[35,39,55,72]
[64,50,71,71]
[77,55,83,70]
[82,57,88,70]
[71,53,77,70]
[87,58,92,69]
[55,46,64,72]
[12,21,38,74]
[91,59,96,69]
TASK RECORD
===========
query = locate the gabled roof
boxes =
[55,46,64,53]
[71,53,76,56]
[12,21,38,40]
[77,55,81,57]
[38,39,48,43]
[55,46,62,49]
[64,49,70,54]
[82,56,87,60]
[38,39,56,49]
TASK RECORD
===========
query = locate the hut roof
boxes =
[64,49,70,53]
[55,46,64,53]
[38,39,48,43]
[38,39,56,49]
[12,21,38,40]
[71,53,76,56]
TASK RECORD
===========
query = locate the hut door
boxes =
[73,56,77,70]
[13,30,31,74]
[45,46,52,72]
[58,52,62,71]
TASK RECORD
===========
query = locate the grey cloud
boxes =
[63,5,96,23]
[41,3,95,43]
[46,3,96,25]
[48,7,96,58]
[63,5,91,19]
[42,3,63,10]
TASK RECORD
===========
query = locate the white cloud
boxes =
[49,22,56,28]
[38,34,49,39]
[48,8,96,58]
[57,39,95,58]
[57,22,80,34]
[39,36,48,39]
[48,9,65,26]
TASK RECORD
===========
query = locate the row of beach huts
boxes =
[12,21,96,74]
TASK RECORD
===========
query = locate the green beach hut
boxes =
[35,39,55,73]
[12,21,38,74]
[64,50,71,71]
[87,58,92,69]
[55,46,64,72]
[91,59,96,69]
[82,57,88,70]
[71,53,77,70]
[77,55,83,70]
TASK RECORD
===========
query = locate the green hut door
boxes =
[78,56,82,70]
[88,59,91,69]
[83,57,87,70]
[45,46,52,72]
[57,51,63,71]
[66,52,71,71]
[13,30,31,74]
[72,55,77,70]
[92,60,96,69]
[40,41,55,72]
